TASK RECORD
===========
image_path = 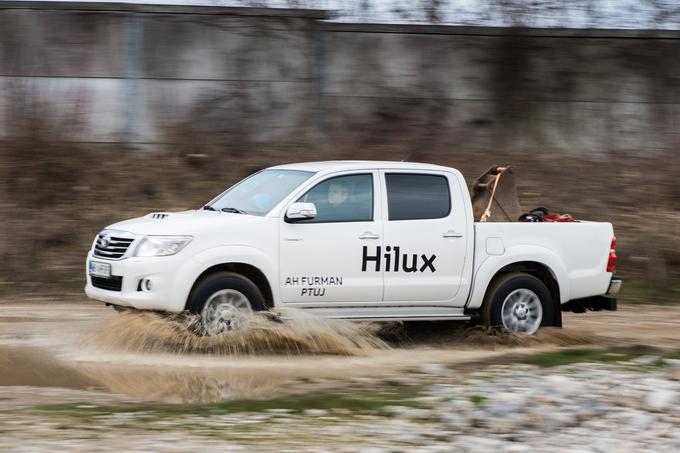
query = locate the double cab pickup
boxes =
[86,161,621,335]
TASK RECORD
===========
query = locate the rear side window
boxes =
[386,173,451,221]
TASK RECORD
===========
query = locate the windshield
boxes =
[207,169,314,216]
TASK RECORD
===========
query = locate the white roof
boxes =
[270,160,454,174]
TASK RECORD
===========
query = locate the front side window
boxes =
[295,174,373,223]
[386,173,451,221]
[208,169,314,216]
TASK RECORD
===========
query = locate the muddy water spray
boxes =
[83,308,390,356]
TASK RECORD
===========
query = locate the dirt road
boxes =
[2,300,680,451]
[1,300,679,405]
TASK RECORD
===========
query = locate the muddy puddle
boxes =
[0,303,604,405]
[0,346,323,403]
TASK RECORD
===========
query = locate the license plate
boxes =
[89,260,111,278]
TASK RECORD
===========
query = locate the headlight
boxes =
[134,236,192,257]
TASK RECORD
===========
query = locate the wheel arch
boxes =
[467,246,569,327]
[186,262,274,311]
[483,261,563,327]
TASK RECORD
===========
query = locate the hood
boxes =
[105,210,266,236]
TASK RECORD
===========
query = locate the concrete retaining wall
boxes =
[0,2,679,157]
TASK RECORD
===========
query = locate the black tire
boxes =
[187,271,265,315]
[481,272,554,334]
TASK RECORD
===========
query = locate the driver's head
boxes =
[328,182,349,207]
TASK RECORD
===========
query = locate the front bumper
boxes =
[84,253,196,313]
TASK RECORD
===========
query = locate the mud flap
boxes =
[562,296,618,313]
[552,303,563,327]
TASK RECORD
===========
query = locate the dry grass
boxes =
[0,136,261,295]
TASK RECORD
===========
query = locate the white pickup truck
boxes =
[85,161,621,335]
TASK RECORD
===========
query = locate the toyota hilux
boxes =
[85,161,621,335]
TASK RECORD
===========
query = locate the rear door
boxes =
[380,170,469,305]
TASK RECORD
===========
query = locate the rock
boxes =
[443,398,474,412]
[544,408,579,429]
[665,358,680,367]
[644,389,676,411]
[632,355,660,366]
[543,374,581,395]
[419,363,457,378]
[484,401,524,418]
[502,445,532,453]
[396,408,434,420]
[266,408,294,414]
[381,405,411,416]
[627,412,654,430]
[303,409,329,417]
[439,411,467,429]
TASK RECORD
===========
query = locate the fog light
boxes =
[141,278,152,291]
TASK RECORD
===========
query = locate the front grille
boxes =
[91,275,123,292]
[93,234,134,259]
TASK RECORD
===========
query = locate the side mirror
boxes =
[286,202,317,221]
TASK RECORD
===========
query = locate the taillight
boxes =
[606,235,617,273]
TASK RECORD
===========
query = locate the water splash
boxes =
[83,308,389,356]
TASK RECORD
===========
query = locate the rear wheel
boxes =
[187,272,265,335]
[481,272,553,335]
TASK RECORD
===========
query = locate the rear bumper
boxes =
[562,275,621,313]
[607,276,622,295]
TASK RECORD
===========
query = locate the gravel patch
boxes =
[1,357,679,451]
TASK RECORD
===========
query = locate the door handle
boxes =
[284,237,303,241]
[442,230,463,238]
[359,232,380,240]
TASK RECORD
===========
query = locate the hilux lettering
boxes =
[361,246,437,273]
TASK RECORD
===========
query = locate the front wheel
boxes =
[481,272,554,335]
[187,272,265,335]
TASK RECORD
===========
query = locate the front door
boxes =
[279,172,384,304]
[380,171,469,305]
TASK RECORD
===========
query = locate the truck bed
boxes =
[473,221,614,303]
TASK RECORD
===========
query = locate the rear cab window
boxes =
[385,173,451,221]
